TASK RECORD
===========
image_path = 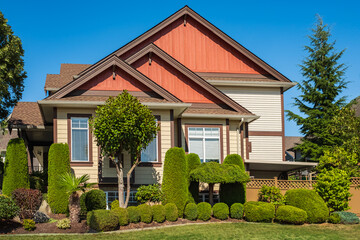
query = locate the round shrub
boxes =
[328,213,341,224]
[165,203,178,222]
[2,138,29,196]
[0,195,19,220]
[285,189,329,223]
[162,147,189,217]
[184,203,197,220]
[186,153,201,203]
[12,188,42,219]
[230,203,244,219]
[275,205,307,225]
[332,211,360,224]
[87,209,119,232]
[23,219,36,231]
[197,202,211,221]
[138,204,153,223]
[85,189,106,212]
[152,205,165,223]
[111,207,129,226]
[127,206,140,223]
[213,203,229,220]
[244,201,275,222]
[135,184,163,204]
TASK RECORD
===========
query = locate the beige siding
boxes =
[229,121,240,155]
[249,136,283,161]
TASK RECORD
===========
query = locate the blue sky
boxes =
[2,0,360,136]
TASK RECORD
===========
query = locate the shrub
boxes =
[87,210,119,232]
[80,192,87,218]
[33,211,50,223]
[230,203,244,219]
[110,199,119,210]
[314,168,352,211]
[111,207,129,226]
[23,219,36,231]
[197,202,211,221]
[2,138,29,196]
[285,189,329,223]
[85,189,106,212]
[48,143,70,214]
[56,218,71,229]
[258,185,284,206]
[0,195,19,220]
[29,171,47,193]
[184,203,197,220]
[162,147,189,217]
[152,205,165,223]
[164,203,178,222]
[244,201,275,222]
[332,211,360,224]
[127,206,140,223]
[275,205,307,225]
[12,188,42,219]
[135,184,163,204]
[186,153,201,203]
[213,203,229,220]
[138,204,153,223]
[328,212,341,224]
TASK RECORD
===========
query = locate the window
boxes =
[71,117,89,161]
[188,127,221,163]
[105,191,137,209]
[140,118,158,162]
[199,192,220,203]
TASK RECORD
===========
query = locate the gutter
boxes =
[207,80,297,91]
[181,113,259,121]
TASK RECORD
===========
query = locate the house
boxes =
[285,136,302,161]
[8,6,317,203]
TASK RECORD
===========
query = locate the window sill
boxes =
[138,162,162,167]
[70,161,94,167]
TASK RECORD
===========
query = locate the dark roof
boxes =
[9,102,45,127]
[285,136,302,151]
[0,130,18,151]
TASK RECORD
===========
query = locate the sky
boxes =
[2,0,360,136]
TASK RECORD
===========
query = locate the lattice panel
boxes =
[247,179,275,188]
[351,177,360,186]
[278,180,315,189]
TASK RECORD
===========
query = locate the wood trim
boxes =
[196,72,276,80]
[177,118,182,148]
[245,123,250,159]
[53,107,57,143]
[248,131,283,136]
[226,119,230,156]
[170,110,174,148]
[68,90,161,98]
[281,87,285,161]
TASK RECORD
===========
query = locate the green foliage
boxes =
[152,205,165,223]
[135,184,163,204]
[111,199,119,210]
[328,213,341,224]
[87,210,119,232]
[48,143,70,214]
[258,185,284,206]
[184,203,197,220]
[2,138,29,196]
[197,202,211,221]
[223,154,245,170]
[244,201,275,223]
[186,153,201,203]
[138,204,153,223]
[80,192,87,218]
[56,218,71,229]
[127,206,140,223]
[111,207,129,226]
[164,203,178,222]
[23,219,36,231]
[11,188,42,219]
[275,205,308,225]
[85,189,106,212]
[230,203,244,219]
[212,203,229,220]
[332,211,359,224]
[29,171,47,193]
[162,147,189,217]
[314,168,351,211]
[285,189,329,223]
[0,195,19,219]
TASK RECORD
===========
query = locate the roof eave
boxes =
[181,113,259,121]
[207,80,297,91]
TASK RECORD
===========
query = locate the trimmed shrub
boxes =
[332,211,360,224]
[12,188,42,219]
[285,189,329,223]
[213,203,229,220]
[127,206,140,223]
[87,209,119,232]
[56,218,71,229]
[258,185,284,205]
[79,192,87,218]
[33,211,50,223]
[2,138,29,196]
[0,195,19,220]
[162,147,189,217]
[23,219,36,231]
[165,203,178,222]
[230,203,244,219]
[135,184,163,204]
[275,205,307,225]
[184,203,197,220]
[138,204,153,223]
[244,201,275,222]
[111,207,129,226]
[85,189,106,212]
[197,202,211,221]
[152,205,165,223]
[110,199,119,210]
[186,153,201,203]
[328,213,341,224]
[48,143,70,214]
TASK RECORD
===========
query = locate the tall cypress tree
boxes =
[287,16,347,161]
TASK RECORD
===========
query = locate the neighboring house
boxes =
[9,6,316,202]
[285,136,302,161]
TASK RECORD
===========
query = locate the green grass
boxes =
[2,222,360,240]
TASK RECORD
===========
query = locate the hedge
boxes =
[85,189,106,212]
[197,202,211,221]
[111,207,129,226]
[0,195,19,220]
[2,138,29,196]
[275,205,308,225]
[186,153,201,203]
[219,154,246,205]
[138,204,153,223]
[164,203,178,222]
[230,203,244,219]
[184,203,197,220]
[127,206,140,223]
[152,205,165,223]
[213,203,229,220]
[162,147,189,217]
[87,209,119,232]
[48,143,70,214]
[285,189,329,223]
[244,201,275,222]
[332,211,360,224]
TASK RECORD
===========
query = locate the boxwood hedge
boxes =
[197,202,212,221]
[85,189,106,212]
[230,203,244,219]
[184,203,197,220]
[111,207,129,226]
[244,201,275,222]
[138,204,153,223]
[87,209,118,232]
[152,205,165,223]
[127,206,140,223]
[213,203,229,220]
[164,203,178,222]
[275,205,308,225]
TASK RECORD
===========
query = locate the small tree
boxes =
[90,91,158,208]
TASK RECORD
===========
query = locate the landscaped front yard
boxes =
[2,222,360,240]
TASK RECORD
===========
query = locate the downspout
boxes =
[236,118,244,155]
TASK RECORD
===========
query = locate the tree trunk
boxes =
[124,155,140,208]
[209,183,214,206]
[69,192,80,223]
[115,153,125,208]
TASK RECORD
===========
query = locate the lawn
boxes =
[2,222,360,240]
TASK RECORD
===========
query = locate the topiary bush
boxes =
[258,185,284,206]
[162,147,189,217]
[127,206,140,223]
[212,202,229,220]
[230,203,244,219]
[23,219,36,231]
[87,209,119,232]
[48,143,70,214]
[244,201,275,222]
[135,184,163,204]
[328,212,341,224]
[285,189,329,223]
[85,189,106,212]
[2,138,29,196]
[12,188,42,219]
[186,153,201,203]
[275,205,307,225]
[111,207,129,226]
[332,211,359,224]
[165,203,178,222]
[152,205,165,223]
[197,202,211,221]
[56,218,71,229]
[138,204,153,224]
[184,203,197,221]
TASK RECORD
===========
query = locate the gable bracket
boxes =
[112,64,116,80]
[183,14,187,26]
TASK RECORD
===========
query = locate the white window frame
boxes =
[140,133,159,163]
[188,127,221,163]
[71,117,89,162]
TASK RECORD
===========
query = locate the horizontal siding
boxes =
[249,136,283,162]
[229,121,239,155]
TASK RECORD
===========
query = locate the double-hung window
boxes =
[71,117,89,161]
[188,127,221,163]
[140,118,158,163]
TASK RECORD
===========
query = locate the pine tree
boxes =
[286,16,347,161]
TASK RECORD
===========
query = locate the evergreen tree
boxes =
[286,16,347,160]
